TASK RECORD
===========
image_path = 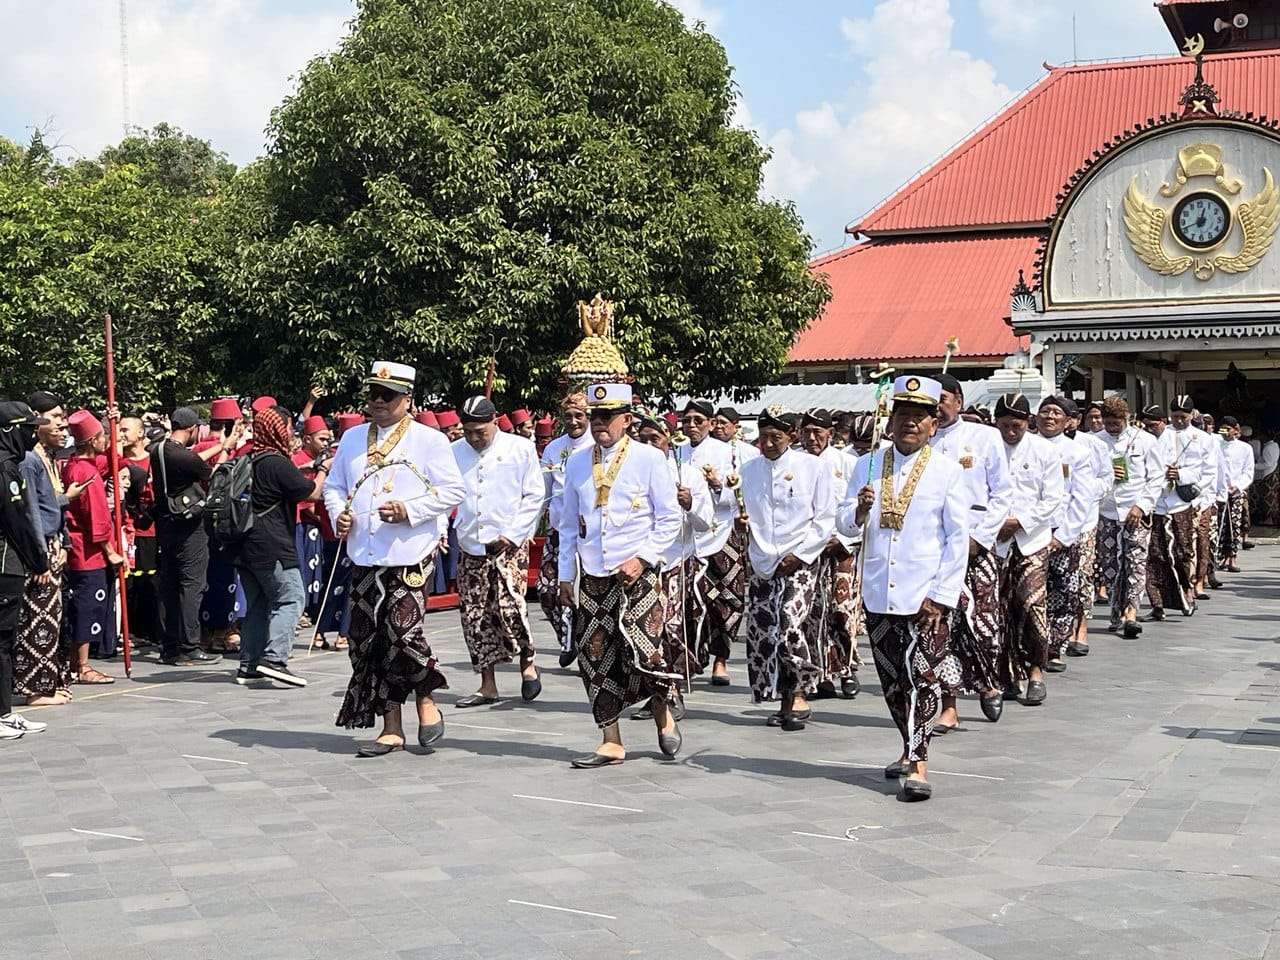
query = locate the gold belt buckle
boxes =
[402,564,427,589]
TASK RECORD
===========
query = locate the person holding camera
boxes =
[1147,397,1212,620]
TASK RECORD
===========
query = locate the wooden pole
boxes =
[103,312,132,677]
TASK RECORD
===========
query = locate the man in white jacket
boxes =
[1219,416,1255,572]
[840,376,968,802]
[1146,397,1212,620]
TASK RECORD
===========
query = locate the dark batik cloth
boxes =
[745,559,822,703]
[311,540,354,635]
[659,564,696,684]
[941,546,1002,695]
[1077,527,1097,617]
[337,558,447,729]
[1098,515,1152,627]
[1250,470,1280,528]
[15,540,70,696]
[867,610,948,763]
[200,540,245,630]
[126,536,161,643]
[1147,510,1196,615]
[63,567,117,657]
[1000,541,1049,683]
[1197,506,1217,582]
[574,569,675,728]
[1219,493,1246,561]
[295,522,326,612]
[808,546,862,685]
[1046,541,1081,660]
[458,550,534,673]
[687,528,747,668]
[538,531,575,651]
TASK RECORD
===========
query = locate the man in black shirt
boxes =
[152,407,241,666]
[233,406,327,687]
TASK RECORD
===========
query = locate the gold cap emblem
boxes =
[906,377,920,392]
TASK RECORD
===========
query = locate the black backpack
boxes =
[205,452,275,542]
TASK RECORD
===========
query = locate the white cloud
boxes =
[667,0,724,32]
[978,0,1049,41]
[748,0,1014,251]
[0,1,348,165]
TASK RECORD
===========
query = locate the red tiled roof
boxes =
[855,49,1280,235]
[793,234,1036,364]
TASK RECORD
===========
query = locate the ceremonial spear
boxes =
[852,365,896,605]
[103,312,133,677]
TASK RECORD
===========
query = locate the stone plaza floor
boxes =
[5,549,1280,960]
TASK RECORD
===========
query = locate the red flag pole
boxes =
[103,312,132,678]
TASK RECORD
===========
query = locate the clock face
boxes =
[1172,192,1231,250]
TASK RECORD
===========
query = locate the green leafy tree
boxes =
[227,0,829,407]
[0,128,234,410]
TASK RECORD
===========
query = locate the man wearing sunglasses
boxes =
[324,361,466,757]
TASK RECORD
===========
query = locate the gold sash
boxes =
[879,444,931,530]
[592,436,631,508]
[366,416,410,465]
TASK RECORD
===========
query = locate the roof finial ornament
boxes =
[1010,269,1037,315]
[1179,35,1220,118]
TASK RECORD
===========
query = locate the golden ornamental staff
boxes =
[941,336,960,375]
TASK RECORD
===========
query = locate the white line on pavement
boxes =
[508,899,616,920]
[814,759,1005,781]
[512,794,642,813]
[765,793,859,805]
[123,694,209,705]
[791,830,857,843]
[449,722,564,737]
[71,828,143,842]
[181,754,248,765]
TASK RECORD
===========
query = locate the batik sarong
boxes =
[941,545,1001,695]
[1146,509,1195,615]
[337,557,446,729]
[1251,470,1280,528]
[537,531,575,651]
[1099,514,1152,626]
[200,541,245,630]
[458,550,534,672]
[1000,541,1049,683]
[294,522,326,612]
[1046,541,1081,659]
[866,610,949,763]
[14,540,70,697]
[574,569,675,728]
[745,560,822,703]
[63,567,118,658]
[311,540,354,635]
[659,563,696,684]
[1219,492,1245,562]
[807,547,861,686]
[1196,506,1216,583]
[1077,527,1097,621]
[687,529,747,669]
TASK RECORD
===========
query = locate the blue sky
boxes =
[0,0,1174,252]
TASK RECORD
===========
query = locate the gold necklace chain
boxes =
[879,444,931,530]
[592,435,631,508]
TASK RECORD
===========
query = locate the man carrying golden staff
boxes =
[558,383,683,769]
[840,377,969,802]
[1146,397,1213,621]
[325,361,466,757]
[450,396,546,707]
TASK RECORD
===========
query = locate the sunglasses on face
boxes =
[367,386,400,403]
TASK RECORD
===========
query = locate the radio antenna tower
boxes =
[119,0,131,136]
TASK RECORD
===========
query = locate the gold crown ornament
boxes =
[562,294,629,384]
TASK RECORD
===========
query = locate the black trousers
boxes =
[157,519,209,658]
[127,536,163,642]
[0,574,25,717]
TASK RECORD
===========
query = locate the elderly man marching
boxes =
[1218,416,1254,573]
[1147,396,1212,621]
[451,396,547,708]
[558,383,683,769]
[927,374,1011,727]
[678,399,755,686]
[993,394,1064,706]
[740,408,837,731]
[798,408,861,700]
[839,376,968,802]
[538,393,594,666]
[325,361,466,757]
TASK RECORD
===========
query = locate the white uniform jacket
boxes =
[928,418,1012,550]
[1154,426,1212,517]
[673,436,737,558]
[451,431,546,557]
[998,432,1065,558]
[1042,432,1096,547]
[816,445,858,551]
[540,431,594,531]
[1095,427,1163,520]
[1074,431,1111,533]
[838,446,969,615]
[1224,438,1256,495]
[660,451,713,572]
[739,447,835,580]
[557,440,681,580]
[323,419,466,567]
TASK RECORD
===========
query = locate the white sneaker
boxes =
[0,714,47,735]
[0,721,24,740]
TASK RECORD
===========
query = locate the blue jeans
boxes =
[238,562,305,669]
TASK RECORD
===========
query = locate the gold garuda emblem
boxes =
[1124,142,1279,281]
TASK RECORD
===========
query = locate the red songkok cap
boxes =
[534,416,555,438]
[301,415,328,436]
[509,408,532,426]
[251,396,277,413]
[68,410,103,445]
[336,413,366,433]
[437,410,460,428]
[662,412,678,432]
[415,410,440,429]
[209,397,242,421]
[497,414,513,432]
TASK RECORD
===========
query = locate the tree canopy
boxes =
[225,0,828,408]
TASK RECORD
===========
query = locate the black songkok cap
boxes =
[1171,394,1195,413]
[850,413,876,442]
[1141,404,1167,421]
[27,391,63,415]
[994,393,1031,420]
[1221,416,1240,428]
[715,406,740,423]
[801,407,833,429]
[936,373,963,399]
[757,407,789,432]
[1039,395,1077,417]
[460,396,498,423]
[681,399,715,418]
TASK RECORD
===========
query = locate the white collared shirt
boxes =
[451,431,546,557]
[1095,426,1163,519]
[1224,438,1256,494]
[672,436,741,558]
[929,418,1012,550]
[814,444,858,550]
[1198,429,1226,507]
[1074,431,1111,532]
[1042,432,1096,546]
[660,452,713,571]
[838,446,969,614]
[998,432,1065,557]
[323,419,466,567]
[540,431,594,530]
[739,447,835,579]
[1154,426,1212,516]
[558,439,681,579]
